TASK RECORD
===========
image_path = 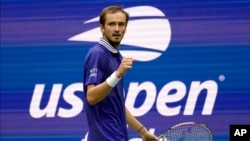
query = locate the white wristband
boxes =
[106,71,121,88]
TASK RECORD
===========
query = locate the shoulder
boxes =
[88,44,106,54]
[85,44,108,61]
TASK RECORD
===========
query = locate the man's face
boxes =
[100,11,127,48]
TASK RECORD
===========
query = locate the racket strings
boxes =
[166,124,212,141]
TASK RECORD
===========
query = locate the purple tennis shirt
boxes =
[83,38,128,141]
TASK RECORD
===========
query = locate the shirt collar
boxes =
[99,38,118,54]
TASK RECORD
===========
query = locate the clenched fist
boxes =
[116,57,135,78]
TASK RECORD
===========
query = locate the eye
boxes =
[119,22,125,26]
[109,22,115,26]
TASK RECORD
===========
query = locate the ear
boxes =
[100,24,104,34]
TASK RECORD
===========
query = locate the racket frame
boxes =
[158,122,213,141]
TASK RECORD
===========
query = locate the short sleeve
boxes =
[84,49,105,87]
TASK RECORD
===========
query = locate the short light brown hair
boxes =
[99,6,129,25]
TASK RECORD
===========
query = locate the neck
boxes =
[111,43,119,50]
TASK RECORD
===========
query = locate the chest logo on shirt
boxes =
[68,6,171,62]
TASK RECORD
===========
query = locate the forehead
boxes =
[105,11,126,23]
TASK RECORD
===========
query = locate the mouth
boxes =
[112,34,121,37]
[112,34,122,40]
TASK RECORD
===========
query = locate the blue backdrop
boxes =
[1,0,250,141]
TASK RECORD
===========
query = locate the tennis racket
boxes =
[158,122,213,141]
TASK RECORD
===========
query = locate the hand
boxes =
[141,131,159,141]
[116,57,135,78]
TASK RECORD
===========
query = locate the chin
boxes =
[110,40,121,46]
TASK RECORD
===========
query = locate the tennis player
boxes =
[83,6,159,141]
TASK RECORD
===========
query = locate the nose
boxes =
[114,25,119,32]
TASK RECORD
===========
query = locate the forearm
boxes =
[87,71,122,105]
[125,107,148,135]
